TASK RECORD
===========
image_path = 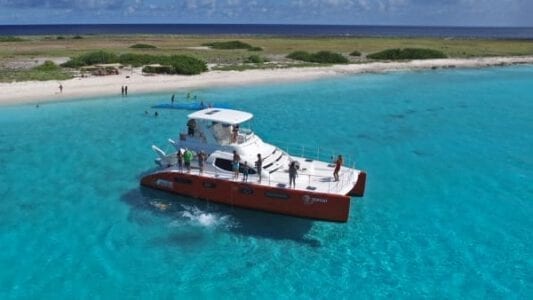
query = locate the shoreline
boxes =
[1,56,532,106]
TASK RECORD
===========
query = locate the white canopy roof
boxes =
[188,108,253,124]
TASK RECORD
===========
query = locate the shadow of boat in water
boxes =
[120,186,320,246]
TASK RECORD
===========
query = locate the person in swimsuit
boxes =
[232,150,240,180]
[333,154,343,181]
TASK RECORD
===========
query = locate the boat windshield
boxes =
[208,120,253,145]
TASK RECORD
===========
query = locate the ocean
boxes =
[1,24,533,39]
[0,66,532,298]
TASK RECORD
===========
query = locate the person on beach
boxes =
[333,154,343,181]
[243,162,249,182]
[171,94,175,104]
[289,161,298,188]
[176,150,183,172]
[255,153,263,183]
[183,149,193,173]
[197,151,205,174]
[124,86,128,96]
[59,84,63,93]
[121,86,124,96]
[232,150,240,180]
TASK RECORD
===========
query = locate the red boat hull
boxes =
[140,171,359,222]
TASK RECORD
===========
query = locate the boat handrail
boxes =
[168,159,356,194]
[266,139,358,168]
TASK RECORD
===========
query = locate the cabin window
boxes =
[264,191,290,200]
[240,187,254,195]
[202,181,216,189]
[214,158,233,172]
[214,158,256,174]
[174,177,192,184]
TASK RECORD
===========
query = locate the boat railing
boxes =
[171,159,356,194]
[267,140,357,168]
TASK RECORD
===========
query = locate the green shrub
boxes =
[170,55,208,75]
[0,36,25,42]
[57,36,65,40]
[248,46,263,51]
[130,43,157,49]
[287,51,348,64]
[350,50,361,57]
[62,50,119,67]
[310,51,348,64]
[287,51,312,61]
[73,35,83,39]
[118,53,160,67]
[245,55,264,64]
[62,51,207,75]
[203,40,254,50]
[368,48,447,60]
[33,61,61,71]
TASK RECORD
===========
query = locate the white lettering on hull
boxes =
[302,195,328,205]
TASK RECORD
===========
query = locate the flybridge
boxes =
[188,108,253,125]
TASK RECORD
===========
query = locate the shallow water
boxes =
[0,66,532,298]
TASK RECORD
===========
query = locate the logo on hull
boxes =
[302,195,328,205]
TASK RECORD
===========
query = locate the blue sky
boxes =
[0,0,531,26]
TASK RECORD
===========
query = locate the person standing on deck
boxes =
[242,162,249,182]
[197,151,205,174]
[255,154,263,183]
[289,161,298,188]
[187,119,196,136]
[232,124,239,143]
[232,150,240,180]
[176,150,183,172]
[183,149,193,173]
[333,155,343,181]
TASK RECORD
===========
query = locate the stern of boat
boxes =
[348,171,367,197]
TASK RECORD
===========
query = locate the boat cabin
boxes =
[180,108,255,146]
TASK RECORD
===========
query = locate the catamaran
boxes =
[141,108,366,222]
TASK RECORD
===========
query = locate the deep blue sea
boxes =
[1,66,532,298]
[1,24,533,39]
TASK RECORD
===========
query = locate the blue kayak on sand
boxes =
[151,102,232,110]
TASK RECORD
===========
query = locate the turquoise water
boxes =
[1,66,532,298]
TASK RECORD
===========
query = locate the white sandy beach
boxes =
[1,56,532,106]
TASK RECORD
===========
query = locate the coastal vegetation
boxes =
[350,50,361,57]
[1,35,532,82]
[203,40,262,51]
[368,48,447,60]
[0,36,25,42]
[0,60,72,82]
[130,43,157,49]
[61,50,207,75]
[245,55,267,64]
[287,50,349,64]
